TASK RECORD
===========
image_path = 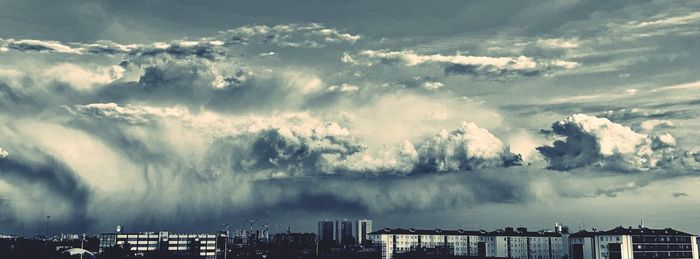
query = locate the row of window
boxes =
[632,236,692,243]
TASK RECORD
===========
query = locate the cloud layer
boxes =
[2,0,700,233]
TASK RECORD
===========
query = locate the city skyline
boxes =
[1,0,700,238]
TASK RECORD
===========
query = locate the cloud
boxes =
[69,102,520,176]
[537,38,580,49]
[220,23,360,48]
[640,119,674,131]
[3,39,82,54]
[349,49,576,79]
[631,12,700,28]
[43,63,125,90]
[0,146,92,229]
[422,81,444,90]
[414,122,523,171]
[672,192,689,198]
[327,83,359,93]
[2,8,700,233]
[0,147,8,158]
[69,103,189,124]
[0,23,358,60]
[537,114,698,172]
[358,49,536,68]
[127,40,226,61]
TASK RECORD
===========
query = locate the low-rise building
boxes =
[98,231,221,258]
[571,226,699,259]
[369,228,494,259]
[369,226,569,259]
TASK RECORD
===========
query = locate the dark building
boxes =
[603,226,696,259]
[570,226,698,259]
[0,236,98,259]
[339,220,355,246]
[271,232,316,250]
[318,220,335,243]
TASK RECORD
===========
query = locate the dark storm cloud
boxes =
[0,149,93,230]
[127,41,227,61]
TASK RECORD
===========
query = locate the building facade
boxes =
[339,220,354,245]
[369,228,493,259]
[318,220,336,243]
[571,226,699,259]
[357,219,373,245]
[488,227,567,259]
[369,227,568,259]
[98,231,221,259]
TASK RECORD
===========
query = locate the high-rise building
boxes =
[339,219,354,245]
[317,220,335,243]
[357,219,373,245]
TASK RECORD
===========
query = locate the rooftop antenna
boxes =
[639,218,645,229]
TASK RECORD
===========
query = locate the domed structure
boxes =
[60,248,95,259]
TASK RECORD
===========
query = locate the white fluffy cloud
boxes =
[538,114,698,171]
[0,147,8,158]
[415,122,523,171]
[43,64,125,90]
[357,49,537,68]
[640,119,675,131]
[3,39,82,54]
[320,121,524,174]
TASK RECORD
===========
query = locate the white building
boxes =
[368,228,486,259]
[487,227,567,259]
[99,231,221,259]
[369,227,568,259]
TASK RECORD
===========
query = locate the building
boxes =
[318,220,336,243]
[369,227,568,259]
[487,227,566,259]
[369,228,488,259]
[98,231,222,259]
[339,219,354,245]
[570,230,598,259]
[570,226,699,259]
[271,232,317,251]
[358,219,373,245]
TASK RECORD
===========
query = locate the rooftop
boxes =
[599,226,693,236]
[369,228,562,237]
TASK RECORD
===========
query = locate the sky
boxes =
[1,0,700,236]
